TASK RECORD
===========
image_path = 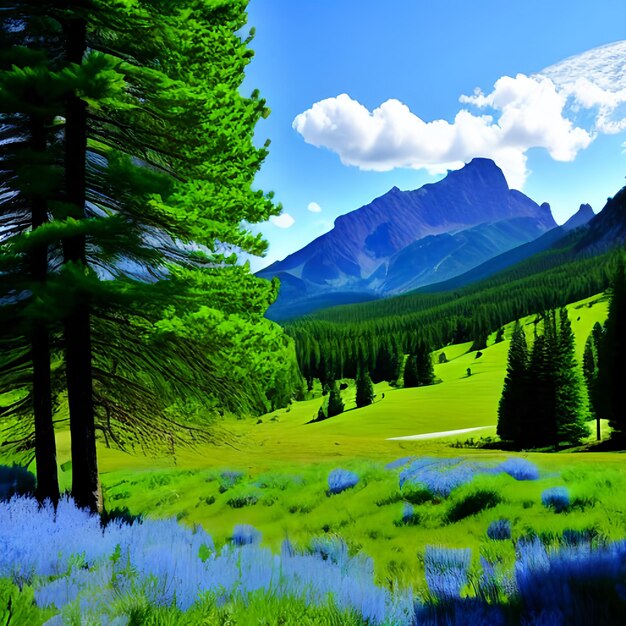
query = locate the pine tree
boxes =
[0,2,288,511]
[497,321,528,443]
[373,341,402,384]
[327,380,345,417]
[495,327,505,343]
[415,342,435,386]
[525,332,552,446]
[582,331,600,440]
[355,368,374,408]
[597,258,626,442]
[0,13,65,504]
[554,308,589,445]
[403,355,419,388]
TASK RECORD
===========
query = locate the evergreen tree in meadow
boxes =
[415,341,435,386]
[500,311,588,448]
[403,355,419,388]
[597,258,626,442]
[0,1,289,511]
[583,330,601,440]
[0,12,67,504]
[327,380,345,417]
[355,368,374,408]
[554,308,589,445]
[526,312,559,447]
[497,321,528,443]
[372,340,402,384]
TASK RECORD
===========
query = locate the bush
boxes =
[232,524,261,546]
[424,546,472,601]
[514,538,626,624]
[542,487,570,513]
[226,494,258,509]
[327,469,359,495]
[487,519,511,541]
[309,536,348,565]
[400,458,479,497]
[446,490,502,523]
[0,465,36,500]
[401,484,433,505]
[497,458,539,481]
[218,470,244,493]
[400,503,420,526]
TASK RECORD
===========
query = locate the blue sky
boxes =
[243,0,626,271]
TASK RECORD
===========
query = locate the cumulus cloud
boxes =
[307,202,322,213]
[293,74,595,189]
[269,213,295,229]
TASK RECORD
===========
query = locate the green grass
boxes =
[2,291,619,590]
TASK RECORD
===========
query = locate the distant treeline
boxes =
[286,251,618,382]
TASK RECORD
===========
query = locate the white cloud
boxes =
[539,41,626,134]
[293,74,594,190]
[307,201,322,213]
[269,213,295,229]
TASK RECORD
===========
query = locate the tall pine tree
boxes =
[497,321,528,443]
[327,380,345,417]
[403,355,419,388]
[597,258,626,442]
[355,368,374,408]
[554,308,589,445]
[0,2,290,511]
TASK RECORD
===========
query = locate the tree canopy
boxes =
[0,1,299,510]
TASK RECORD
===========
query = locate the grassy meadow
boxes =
[43,293,618,582]
[3,291,625,624]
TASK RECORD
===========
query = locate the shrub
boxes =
[309,536,349,566]
[0,465,35,501]
[424,546,472,601]
[487,519,511,541]
[226,494,258,509]
[446,490,502,523]
[497,458,539,481]
[401,484,433,505]
[542,487,570,513]
[218,470,244,493]
[515,539,626,624]
[327,469,359,495]
[400,503,420,526]
[561,529,597,547]
[232,524,261,546]
[400,459,482,497]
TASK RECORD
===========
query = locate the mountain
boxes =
[381,216,552,293]
[414,224,571,294]
[563,204,595,231]
[575,188,626,253]
[259,158,556,319]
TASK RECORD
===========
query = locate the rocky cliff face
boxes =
[258,158,557,317]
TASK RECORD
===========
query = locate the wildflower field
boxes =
[2,451,626,625]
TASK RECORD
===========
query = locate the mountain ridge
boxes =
[259,158,556,319]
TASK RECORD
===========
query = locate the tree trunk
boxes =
[30,115,60,505]
[63,16,101,513]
